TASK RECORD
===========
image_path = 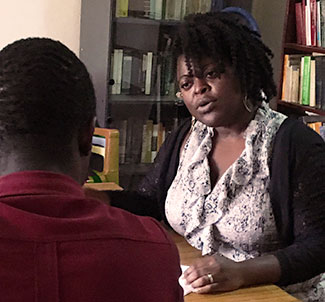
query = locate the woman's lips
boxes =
[197,99,216,113]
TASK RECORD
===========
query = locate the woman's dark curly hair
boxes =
[0,37,96,148]
[172,12,277,104]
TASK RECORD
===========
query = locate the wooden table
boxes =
[170,231,300,302]
[83,182,123,191]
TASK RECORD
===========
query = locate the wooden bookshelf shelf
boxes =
[114,16,160,26]
[278,0,325,117]
[114,16,180,27]
[110,94,179,103]
[277,100,325,116]
[284,43,325,54]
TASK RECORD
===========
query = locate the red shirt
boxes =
[0,171,183,302]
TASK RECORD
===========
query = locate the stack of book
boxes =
[281,52,325,109]
[307,121,325,140]
[295,0,325,47]
[115,0,223,20]
[115,118,166,165]
[110,48,177,97]
[111,49,157,95]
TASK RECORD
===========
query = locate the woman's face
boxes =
[177,55,247,128]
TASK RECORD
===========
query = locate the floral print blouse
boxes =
[165,102,324,301]
[165,102,287,257]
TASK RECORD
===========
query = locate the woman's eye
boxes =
[206,70,218,79]
[180,82,192,90]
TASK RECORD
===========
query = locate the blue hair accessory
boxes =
[221,7,260,36]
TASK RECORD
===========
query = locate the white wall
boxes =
[0,0,82,55]
[252,0,287,88]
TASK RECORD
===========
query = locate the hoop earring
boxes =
[176,91,183,99]
[260,89,267,101]
[243,96,252,113]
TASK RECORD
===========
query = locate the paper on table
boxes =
[179,265,195,296]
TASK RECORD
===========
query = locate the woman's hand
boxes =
[183,254,245,294]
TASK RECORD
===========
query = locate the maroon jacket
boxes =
[0,171,183,302]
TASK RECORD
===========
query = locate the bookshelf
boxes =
[278,0,325,117]
[80,0,254,190]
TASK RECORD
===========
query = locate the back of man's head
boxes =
[0,38,96,160]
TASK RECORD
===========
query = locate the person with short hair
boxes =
[110,12,325,301]
[0,37,183,302]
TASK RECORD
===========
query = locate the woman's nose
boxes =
[194,78,210,94]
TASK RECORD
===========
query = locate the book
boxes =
[165,0,182,20]
[161,54,174,96]
[150,0,164,19]
[130,55,144,94]
[125,118,133,163]
[184,0,200,16]
[285,61,294,102]
[281,54,302,102]
[150,0,155,19]
[122,55,132,93]
[281,54,289,100]
[310,0,317,46]
[151,123,159,161]
[141,120,153,163]
[144,0,151,17]
[321,0,325,47]
[154,0,164,20]
[309,58,316,106]
[130,118,144,163]
[302,0,307,45]
[200,0,212,13]
[301,55,311,105]
[145,51,153,95]
[307,121,322,133]
[124,117,143,163]
[157,122,165,152]
[115,120,128,164]
[140,123,148,163]
[291,67,300,103]
[315,55,325,109]
[160,33,174,96]
[164,0,175,20]
[151,54,158,95]
[116,0,129,17]
[128,0,146,17]
[320,125,325,140]
[305,0,312,45]
[112,49,123,94]
[295,1,303,44]
[317,0,322,46]
[299,56,305,103]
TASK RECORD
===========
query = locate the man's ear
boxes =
[78,117,96,157]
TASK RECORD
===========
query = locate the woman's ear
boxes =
[78,117,96,157]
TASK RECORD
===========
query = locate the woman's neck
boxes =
[214,107,257,140]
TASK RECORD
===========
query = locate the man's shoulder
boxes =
[102,204,174,246]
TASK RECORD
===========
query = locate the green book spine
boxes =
[302,56,311,105]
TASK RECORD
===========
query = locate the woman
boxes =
[110,12,325,301]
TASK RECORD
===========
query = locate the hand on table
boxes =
[183,254,244,294]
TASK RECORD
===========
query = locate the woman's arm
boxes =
[270,124,325,285]
[183,253,281,293]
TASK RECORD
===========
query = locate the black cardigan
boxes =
[110,117,325,286]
